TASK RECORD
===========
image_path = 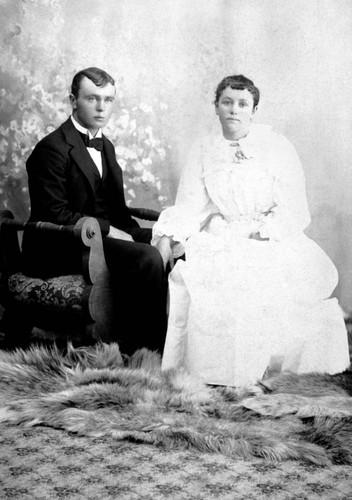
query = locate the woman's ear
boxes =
[214,103,219,116]
[251,105,258,118]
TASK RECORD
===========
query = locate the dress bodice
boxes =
[202,141,276,224]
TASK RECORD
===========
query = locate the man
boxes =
[22,67,167,354]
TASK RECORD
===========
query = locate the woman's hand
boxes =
[156,235,174,270]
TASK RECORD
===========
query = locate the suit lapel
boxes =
[61,118,100,192]
[102,136,121,185]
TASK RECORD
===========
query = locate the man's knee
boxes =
[138,244,163,274]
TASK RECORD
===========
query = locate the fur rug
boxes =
[0,343,352,467]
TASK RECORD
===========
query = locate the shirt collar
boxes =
[71,115,102,139]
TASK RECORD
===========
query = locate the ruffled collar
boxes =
[206,123,274,162]
[231,124,274,159]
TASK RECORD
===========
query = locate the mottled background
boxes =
[1,0,352,310]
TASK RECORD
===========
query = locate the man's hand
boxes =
[155,235,174,270]
[107,225,134,242]
[250,232,269,241]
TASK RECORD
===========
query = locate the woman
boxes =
[153,75,350,387]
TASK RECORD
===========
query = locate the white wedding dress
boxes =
[152,124,350,387]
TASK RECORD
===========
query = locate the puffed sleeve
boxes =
[152,138,218,256]
[258,133,311,241]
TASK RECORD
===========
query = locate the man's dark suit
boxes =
[22,117,167,353]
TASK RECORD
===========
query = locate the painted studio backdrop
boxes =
[1,0,352,311]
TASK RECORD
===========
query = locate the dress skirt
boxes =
[162,228,350,387]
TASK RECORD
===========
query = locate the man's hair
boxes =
[71,67,115,98]
[214,74,260,108]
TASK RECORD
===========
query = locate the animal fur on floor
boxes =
[0,343,352,466]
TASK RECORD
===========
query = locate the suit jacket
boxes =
[22,118,138,277]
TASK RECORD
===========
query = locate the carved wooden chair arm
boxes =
[73,217,107,285]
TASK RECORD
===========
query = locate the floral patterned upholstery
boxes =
[8,272,89,313]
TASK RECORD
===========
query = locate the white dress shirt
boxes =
[71,115,103,177]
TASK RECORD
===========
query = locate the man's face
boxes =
[70,76,116,135]
[215,87,256,140]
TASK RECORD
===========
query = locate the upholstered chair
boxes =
[0,208,159,349]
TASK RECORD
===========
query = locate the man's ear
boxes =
[69,93,77,110]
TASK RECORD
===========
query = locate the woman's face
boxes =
[215,87,257,140]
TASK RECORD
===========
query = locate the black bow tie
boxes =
[80,133,104,151]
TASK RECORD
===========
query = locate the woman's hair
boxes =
[71,67,115,98]
[214,75,260,108]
